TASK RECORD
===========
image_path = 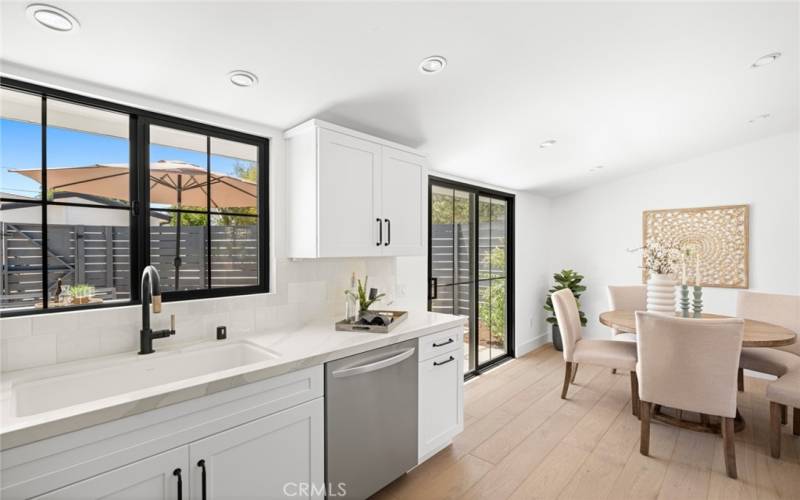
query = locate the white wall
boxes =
[549,132,800,338]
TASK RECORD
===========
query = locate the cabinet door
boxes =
[188,398,324,500]
[380,146,426,256]
[318,128,383,257]
[418,351,464,462]
[33,447,188,500]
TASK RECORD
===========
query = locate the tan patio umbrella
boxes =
[11,160,257,289]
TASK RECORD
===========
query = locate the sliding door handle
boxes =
[430,277,438,300]
[384,218,391,246]
[376,218,382,246]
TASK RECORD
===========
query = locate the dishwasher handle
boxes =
[332,347,416,378]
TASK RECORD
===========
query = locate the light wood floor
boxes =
[372,345,800,500]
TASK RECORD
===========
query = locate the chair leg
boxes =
[721,417,737,479]
[561,361,573,399]
[794,407,799,436]
[571,363,579,383]
[612,368,617,374]
[737,367,744,392]
[640,401,651,456]
[630,371,639,417]
[770,402,783,459]
[781,404,788,425]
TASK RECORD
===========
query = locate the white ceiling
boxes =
[1,1,797,195]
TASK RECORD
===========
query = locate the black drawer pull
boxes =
[173,469,183,500]
[432,338,454,348]
[434,356,455,367]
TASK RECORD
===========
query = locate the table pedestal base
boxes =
[651,405,745,434]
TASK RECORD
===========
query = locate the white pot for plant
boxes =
[647,272,677,315]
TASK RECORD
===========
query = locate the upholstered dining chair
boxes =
[767,370,800,458]
[606,285,646,342]
[552,289,639,415]
[737,291,800,392]
[636,311,744,479]
[606,285,646,374]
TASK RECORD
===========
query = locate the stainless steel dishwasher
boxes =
[325,339,418,499]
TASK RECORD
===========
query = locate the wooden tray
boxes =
[335,310,408,333]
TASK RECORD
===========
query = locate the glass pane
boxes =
[478,196,492,279]
[490,199,507,278]
[1,88,42,200]
[488,278,507,360]
[45,206,130,309]
[149,210,208,292]
[477,279,492,365]
[209,137,258,214]
[210,214,258,288]
[0,200,43,311]
[430,185,454,286]
[149,125,208,211]
[47,99,129,205]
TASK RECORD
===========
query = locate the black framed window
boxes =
[0,78,269,316]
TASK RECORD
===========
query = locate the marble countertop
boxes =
[0,310,464,450]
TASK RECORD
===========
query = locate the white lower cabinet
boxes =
[33,447,188,500]
[417,328,464,462]
[188,398,324,500]
[31,399,324,500]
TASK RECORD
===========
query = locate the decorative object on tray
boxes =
[335,310,408,333]
[344,272,358,322]
[69,284,96,305]
[344,274,385,317]
[679,285,690,317]
[693,286,703,318]
[543,269,587,352]
[642,204,749,288]
[640,241,679,315]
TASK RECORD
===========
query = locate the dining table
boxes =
[599,310,798,434]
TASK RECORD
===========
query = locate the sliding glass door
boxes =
[429,178,514,376]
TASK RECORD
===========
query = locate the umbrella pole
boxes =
[174,175,182,290]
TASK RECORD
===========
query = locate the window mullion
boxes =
[41,94,48,309]
[206,135,211,290]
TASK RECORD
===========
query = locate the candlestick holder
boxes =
[692,286,703,318]
[680,285,690,317]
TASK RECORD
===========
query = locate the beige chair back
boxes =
[635,311,744,418]
[552,288,583,362]
[607,285,647,335]
[736,291,800,356]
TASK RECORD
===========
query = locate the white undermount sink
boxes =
[12,341,280,418]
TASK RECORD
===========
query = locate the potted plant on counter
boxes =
[543,269,587,351]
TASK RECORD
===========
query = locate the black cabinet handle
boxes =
[376,218,382,246]
[432,338,454,348]
[197,459,207,500]
[434,356,455,367]
[384,219,391,246]
[430,277,438,300]
[173,468,183,500]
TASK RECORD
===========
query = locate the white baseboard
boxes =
[516,332,550,357]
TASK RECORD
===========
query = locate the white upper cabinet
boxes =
[286,120,426,258]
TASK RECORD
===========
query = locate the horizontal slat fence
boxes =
[1,222,258,309]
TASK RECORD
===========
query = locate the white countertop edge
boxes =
[0,311,465,450]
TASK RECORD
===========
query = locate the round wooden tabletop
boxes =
[599,310,797,348]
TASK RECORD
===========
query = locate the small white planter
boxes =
[647,272,677,315]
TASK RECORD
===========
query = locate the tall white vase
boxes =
[646,272,677,315]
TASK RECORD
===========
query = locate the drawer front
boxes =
[418,326,462,361]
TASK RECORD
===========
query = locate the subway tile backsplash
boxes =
[0,257,397,372]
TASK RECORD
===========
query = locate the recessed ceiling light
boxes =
[26,3,79,32]
[539,139,557,149]
[748,113,771,123]
[228,70,258,87]
[751,52,781,68]
[419,56,447,75]
[589,165,605,172]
